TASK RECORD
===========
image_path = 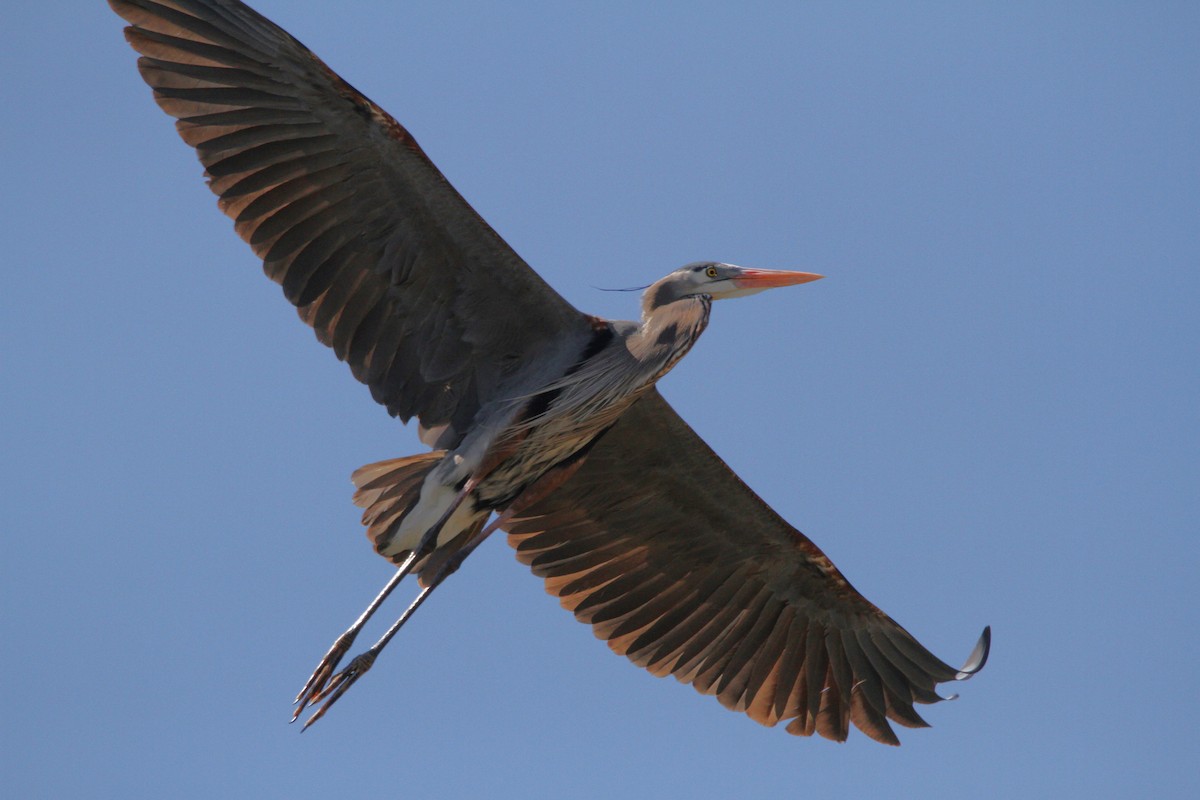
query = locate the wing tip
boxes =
[953,625,991,681]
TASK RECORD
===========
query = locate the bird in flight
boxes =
[109,0,989,744]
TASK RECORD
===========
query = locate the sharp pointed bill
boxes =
[109,0,990,745]
[731,267,825,290]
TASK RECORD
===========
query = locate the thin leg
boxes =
[299,580,437,730]
[296,460,586,730]
[299,513,506,730]
[291,549,419,719]
[292,479,480,720]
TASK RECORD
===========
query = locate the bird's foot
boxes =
[292,630,358,721]
[297,650,378,731]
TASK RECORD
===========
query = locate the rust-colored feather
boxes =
[506,391,989,744]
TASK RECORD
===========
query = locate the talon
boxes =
[292,631,359,719]
[313,651,377,703]
[300,651,378,731]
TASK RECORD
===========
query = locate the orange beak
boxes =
[731,268,825,289]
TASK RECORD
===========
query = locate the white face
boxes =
[646,263,821,313]
[675,262,767,300]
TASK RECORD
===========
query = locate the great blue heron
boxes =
[110,0,990,745]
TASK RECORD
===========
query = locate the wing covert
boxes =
[504,390,989,745]
[110,0,591,442]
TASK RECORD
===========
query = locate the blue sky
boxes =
[3,1,1197,797]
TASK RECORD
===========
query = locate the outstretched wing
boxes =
[110,0,591,443]
[505,390,989,745]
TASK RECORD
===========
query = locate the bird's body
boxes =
[372,269,737,565]
[368,309,677,562]
[109,0,989,745]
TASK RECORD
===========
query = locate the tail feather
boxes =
[351,451,446,556]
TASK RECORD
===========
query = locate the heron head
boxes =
[643,262,823,315]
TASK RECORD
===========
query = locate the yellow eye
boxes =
[705,266,719,278]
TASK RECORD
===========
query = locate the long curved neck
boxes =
[631,294,712,379]
[641,277,691,318]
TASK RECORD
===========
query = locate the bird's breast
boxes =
[469,299,708,509]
